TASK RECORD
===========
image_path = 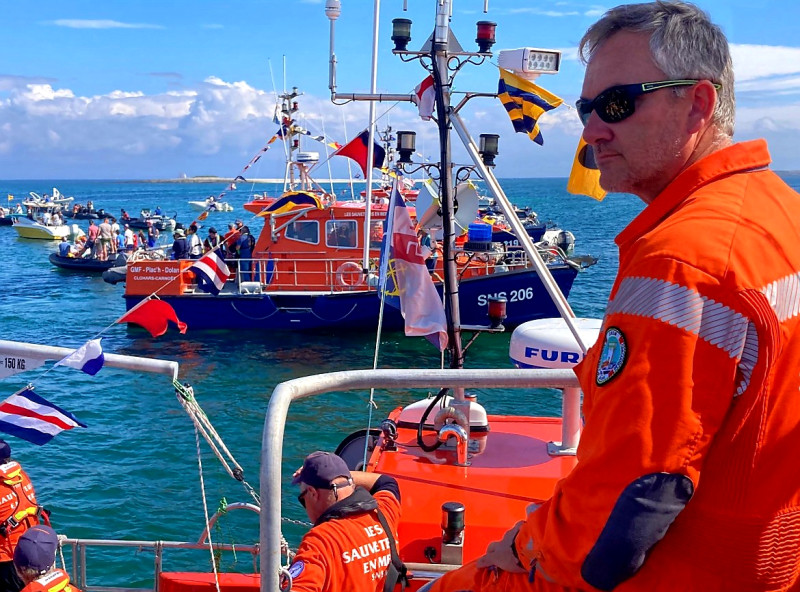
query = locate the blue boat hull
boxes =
[123,266,578,332]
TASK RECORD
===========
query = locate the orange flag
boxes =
[117,299,187,337]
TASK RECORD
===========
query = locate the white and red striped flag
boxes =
[412,75,436,121]
[381,181,448,350]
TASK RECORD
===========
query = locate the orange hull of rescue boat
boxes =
[368,411,576,565]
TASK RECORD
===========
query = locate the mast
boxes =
[430,0,465,370]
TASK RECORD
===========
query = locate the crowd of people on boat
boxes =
[170,219,257,281]
[56,216,161,260]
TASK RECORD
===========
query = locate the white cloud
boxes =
[0,76,388,177]
[730,44,800,83]
[46,19,163,29]
[3,58,800,179]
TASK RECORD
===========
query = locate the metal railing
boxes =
[260,368,581,591]
[62,501,260,592]
[217,246,568,295]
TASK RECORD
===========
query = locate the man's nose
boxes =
[581,110,613,146]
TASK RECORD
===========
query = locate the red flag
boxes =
[117,299,187,337]
[332,130,386,177]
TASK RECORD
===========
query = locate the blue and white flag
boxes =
[54,338,104,376]
[0,386,87,445]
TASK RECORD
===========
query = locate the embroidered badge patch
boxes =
[288,561,305,579]
[596,327,627,385]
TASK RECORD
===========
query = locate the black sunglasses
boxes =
[297,489,309,508]
[576,79,722,126]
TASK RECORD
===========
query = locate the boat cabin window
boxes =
[369,220,385,249]
[326,220,357,248]
[285,220,319,244]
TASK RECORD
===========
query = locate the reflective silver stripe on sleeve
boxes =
[762,272,800,323]
[606,277,748,359]
[735,322,758,397]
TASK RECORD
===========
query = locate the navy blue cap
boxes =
[292,451,351,489]
[0,440,9,461]
[13,525,58,572]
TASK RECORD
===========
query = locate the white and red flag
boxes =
[380,181,448,350]
[412,75,436,121]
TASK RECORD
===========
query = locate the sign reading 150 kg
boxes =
[477,288,535,306]
[0,356,45,379]
[3,357,25,371]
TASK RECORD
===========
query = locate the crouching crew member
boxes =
[284,451,406,592]
[13,526,80,592]
[0,440,48,592]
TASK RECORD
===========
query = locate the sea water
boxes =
[0,175,795,584]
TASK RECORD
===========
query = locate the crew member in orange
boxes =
[283,451,405,592]
[0,440,47,592]
[13,526,80,592]
[427,2,800,591]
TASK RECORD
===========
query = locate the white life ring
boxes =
[336,261,365,287]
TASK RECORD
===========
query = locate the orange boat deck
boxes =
[371,413,575,564]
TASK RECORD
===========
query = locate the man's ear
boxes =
[687,80,717,134]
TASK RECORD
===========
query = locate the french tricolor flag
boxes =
[54,338,104,376]
[0,387,87,446]
[189,250,231,295]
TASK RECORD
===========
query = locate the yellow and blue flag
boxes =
[258,191,323,216]
[567,137,607,201]
[497,68,563,145]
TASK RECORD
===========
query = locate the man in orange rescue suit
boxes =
[427,2,800,592]
[13,525,80,592]
[283,451,405,592]
[0,440,48,592]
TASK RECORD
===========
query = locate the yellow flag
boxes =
[567,137,606,201]
[497,68,563,145]
[6,195,12,201]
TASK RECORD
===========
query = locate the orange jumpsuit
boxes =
[285,477,402,592]
[432,140,800,592]
[0,462,42,563]
[21,569,81,592]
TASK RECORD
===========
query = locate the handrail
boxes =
[220,247,565,295]
[59,503,260,592]
[259,368,580,591]
[0,340,179,382]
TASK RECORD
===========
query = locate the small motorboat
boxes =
[188,196,234,212]
[49,252,128,272]
[126,209,178,231]
[12,202,76,240]
[63,205,115,221]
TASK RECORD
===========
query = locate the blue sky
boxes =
[2,0,799,180]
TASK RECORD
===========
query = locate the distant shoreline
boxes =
[132,177,368,184]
